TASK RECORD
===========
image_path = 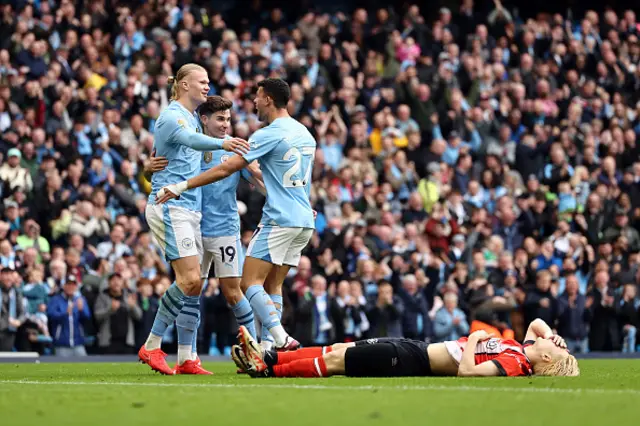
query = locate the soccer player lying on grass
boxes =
[232,318,579,378]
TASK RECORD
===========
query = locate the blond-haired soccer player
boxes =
[139,64,249,375]
[233,318,579,378]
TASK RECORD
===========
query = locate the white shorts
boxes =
[201,234,245,278]
[145,204,203,262]
[246,225,314,267]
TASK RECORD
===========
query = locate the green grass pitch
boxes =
[1,360,639,426]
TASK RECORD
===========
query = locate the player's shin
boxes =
[146,282,185,350]
[231,296,257,339]
[176,295,200,365]
[260,293,282,349]
[245,285,288,345]
[272,357,329,378]
[264,346,332,366]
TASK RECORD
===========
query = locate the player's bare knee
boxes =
[323,348,346,374]
[220,278,243,304]
[179,271,203,296]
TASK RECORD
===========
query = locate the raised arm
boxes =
[524,318,554,341]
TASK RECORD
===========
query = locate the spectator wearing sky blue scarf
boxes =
[0,268,25,351]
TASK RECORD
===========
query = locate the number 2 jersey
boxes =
[444,337,534,377]
[241,117,316,229]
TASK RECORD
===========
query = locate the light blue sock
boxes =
[176,295,200,345]
[151,282,184,337]
[245,285,280,331]
[191,316,200,355]
[232,296,257,339]
[261,294,283,344]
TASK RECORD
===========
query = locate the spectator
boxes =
[523,270,558,327]
[0,148,33,193]
[617,284,639,353]
[296,275,336,346]
[589,270,620,351]
[556,274,591,354]
[396,274,431,341]
[93,273,141,354]
[368,281,404,338]
[433,292,470,342]
[0,268,24,351]
[46,275,91,356]
[96,224,132,265]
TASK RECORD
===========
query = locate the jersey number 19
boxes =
[283,147,315,188]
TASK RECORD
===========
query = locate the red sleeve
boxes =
[491,350,533,377]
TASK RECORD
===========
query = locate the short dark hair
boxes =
[257,78,290,108]
[198,96,233,117]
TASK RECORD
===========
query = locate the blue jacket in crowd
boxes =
[47,292,91,347]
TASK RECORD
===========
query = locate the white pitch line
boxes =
[0,380,638,396]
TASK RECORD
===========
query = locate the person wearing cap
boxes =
[46,275,91,356]
[0,147,33,192]
[3,199,20,232]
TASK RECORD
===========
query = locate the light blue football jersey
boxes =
[242,117,316,228]
[200,143,252,238]
[149,102,203,211]
[149,101,226,211]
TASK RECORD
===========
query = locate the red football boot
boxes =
[175,359,213,375]
[138,346,175,375]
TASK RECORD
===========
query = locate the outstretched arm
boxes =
[156,155,249,203]
[159,116,250,155]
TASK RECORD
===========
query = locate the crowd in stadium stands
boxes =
[1,0,640,357]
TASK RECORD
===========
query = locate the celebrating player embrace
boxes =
[144,95,265,373]
[138,63,250,375]
[232,318,580,378]
[157,78,316,351]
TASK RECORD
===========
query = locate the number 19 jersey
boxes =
[242,117,316,229]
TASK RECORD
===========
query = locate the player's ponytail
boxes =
[167,64,206,101]
[168,76,179,101]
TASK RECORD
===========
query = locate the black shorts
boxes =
[343,338,433,377]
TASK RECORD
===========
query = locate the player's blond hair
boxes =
[167,63,206,101]
[534,354,580,377]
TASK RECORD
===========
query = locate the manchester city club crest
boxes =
[220,154,230,163]
[204,151,213,163]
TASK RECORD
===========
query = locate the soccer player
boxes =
[232,318,580,378]
[139,63,250,375]
[144,95,265,370]
[156,78,316,351]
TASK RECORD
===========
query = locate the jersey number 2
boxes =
[283,147,315,188]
